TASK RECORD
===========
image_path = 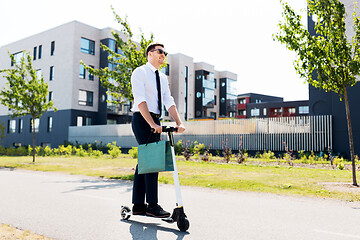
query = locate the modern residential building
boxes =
[307,0,360,157]
[0,21,237,147]
[166,54,237,120]
[236,93,308,118]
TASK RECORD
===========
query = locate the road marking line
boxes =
[70,192,115,201]
[314,229,360,239]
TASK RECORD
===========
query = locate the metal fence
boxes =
[68,115,332,152]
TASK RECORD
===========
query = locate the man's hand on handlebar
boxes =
[175,124,185,134]
[151,124,162,134]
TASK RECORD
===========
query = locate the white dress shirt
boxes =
[131,62,175,114]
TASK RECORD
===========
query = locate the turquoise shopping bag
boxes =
[138,141,174,174]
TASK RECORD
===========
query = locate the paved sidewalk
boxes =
[1,168,360,240]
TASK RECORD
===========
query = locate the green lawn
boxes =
[0,155,358,201]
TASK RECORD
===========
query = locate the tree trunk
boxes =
[32,118,36,163]
[343,88,358,186]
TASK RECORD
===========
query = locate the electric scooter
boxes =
[121,126,190,232]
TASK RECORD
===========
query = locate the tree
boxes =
[0,51,56,162]
[274,0,360,186]
[82,7,160,105]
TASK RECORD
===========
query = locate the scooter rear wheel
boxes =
[121,206,131,220]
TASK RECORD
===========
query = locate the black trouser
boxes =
[131,112,161,205]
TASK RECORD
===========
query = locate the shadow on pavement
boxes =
[46,178,133,194]
[121,219,189,240]
[0,167,16,171]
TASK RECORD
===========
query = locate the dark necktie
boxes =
[155,70,162,114]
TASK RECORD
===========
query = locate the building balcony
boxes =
[237,103,246,109]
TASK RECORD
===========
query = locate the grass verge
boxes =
[0,224,53,240]
[0,155,359,201]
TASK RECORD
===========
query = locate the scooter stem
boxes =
[168,131,184,207]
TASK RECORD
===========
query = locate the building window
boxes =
[80,37,95,55]
[161,64,170,76]
[38,45,42,59]
[18,119,23,133]
[238,98,246,104]
[49,91,53,101]
[33,47,37,60]
[288,107,296,114]
[251,108,260,117]
[50,66,54,81]
[263,108,267,116]
[36,69,42,80]
[78,90,93,106]
[299,106,309,114]
[8,119,16,133]
[47,117,53,132]
[51,41,55,56]
[77,116,83,126]
[238,110,246,116]
[79,64,86,79]
[88,65,94,80]
[30,118,39,133]
[11,52,24,66]
[86,117,92,126]
[107,119,117,125]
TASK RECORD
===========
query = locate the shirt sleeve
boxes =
[131,67,147,107]
[162,75,176,110]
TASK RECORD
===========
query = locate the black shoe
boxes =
[146,204,171,218]
[132,204,147,215]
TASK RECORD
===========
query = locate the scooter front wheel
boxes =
[121,206,131,220]
[177,214,190,232]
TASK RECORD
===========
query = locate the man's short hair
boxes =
[146,43,165,57]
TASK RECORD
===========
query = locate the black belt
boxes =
[150,112,161,118]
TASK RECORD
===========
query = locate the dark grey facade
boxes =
[307,11,360,157]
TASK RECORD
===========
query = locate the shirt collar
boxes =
[146,62,158,72]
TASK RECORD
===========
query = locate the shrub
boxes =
[55,145,73,156]
[194,143,206,155]
[92,150,103,158]
[0,145,6,155]
[297,150,307,159]
[174,140,183,155]
[6,148,16,156]
[129,147,138,159]
[261,150,275,160]
[201,144,212,162]
[333,157,345,170]
[222,139,232,163]
[16,146,28,156]
[107,142,121,158]
[28,145,33,156]
[35,146,45,156]
[308,151,317,162]
[44,146,53,156]
[182,140,193,161]
[74,145,87,157]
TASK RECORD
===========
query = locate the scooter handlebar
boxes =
[162,126,178,132]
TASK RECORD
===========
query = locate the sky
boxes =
[0,0,308,101]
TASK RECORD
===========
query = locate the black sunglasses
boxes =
[150,48,168,56]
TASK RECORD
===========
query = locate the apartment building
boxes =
[0,21,237,147]
[166,54,237,120]
[236,93,308,118]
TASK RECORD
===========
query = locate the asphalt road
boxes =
[1,168,360,240]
